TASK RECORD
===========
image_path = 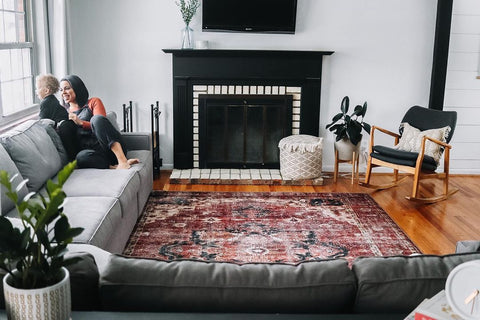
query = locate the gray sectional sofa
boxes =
[1,117,480,319]
[0,116,153,253]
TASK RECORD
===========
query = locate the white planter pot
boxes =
[334,137,361,161]
[3,267,71,320]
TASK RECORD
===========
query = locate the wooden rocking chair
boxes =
[360,106,458,203]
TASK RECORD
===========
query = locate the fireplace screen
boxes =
[199,95,293,168]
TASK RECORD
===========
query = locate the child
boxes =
[35,74,68,124]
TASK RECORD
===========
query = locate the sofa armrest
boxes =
[121,132,151,151]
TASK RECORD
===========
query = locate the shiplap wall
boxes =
[445,0,480,173]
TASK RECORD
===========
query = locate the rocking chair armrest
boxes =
[371,125,400,139]
[423,135,452,149]
[368,126,401,153]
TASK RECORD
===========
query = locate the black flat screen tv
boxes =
[202,0,298,34]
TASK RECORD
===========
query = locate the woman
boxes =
[57,75,139,169]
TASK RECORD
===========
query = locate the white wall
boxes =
[444,0,480,174]
[66,0,445,172]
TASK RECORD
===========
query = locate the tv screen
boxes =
[202,0,297,34]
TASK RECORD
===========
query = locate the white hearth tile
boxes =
[193,127,199,134]
[180,170,191,178]
[265,86,271,94]
[286,87,301,93]
[193,120,199,127]
[193,141,199,147]
[292,128,300,135]
[211,168,221,173]
[230,168,240,174]
[229,86,235,94]
[193,155,199,161]
[170,169,181,178]
[210,173,220,179]
[250,86,257,94]
[249,169,260,174]
[230,174,241,180]
[292,122,300,129]
[243,86,249,94]
[222,85,228,94]
[193,147,199,154]
[200,173,211,179]
[272,86,279,94]
[208,85,214,94]
[193,113,198,120]
[257,86,264,94]
[293,94,301,100]
[236,85,242,94]
[193,92,200,98]
[279,86,286,94]
[193,105,198,113]
[220,173,230,179]
[214,86,221,94]
[193,85,207,91]
[251,174,261,179]
[260,169,270,174]
[293,115,300,121]
[292,107,301,114]
[193,162,199,168]
[293,100,301,107]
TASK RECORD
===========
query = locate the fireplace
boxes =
[163,49,334,169]
[199,94,292,168]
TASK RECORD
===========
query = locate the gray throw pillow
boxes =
[0,144,28,216]
[37,119,69,166]
[0,120,62,192]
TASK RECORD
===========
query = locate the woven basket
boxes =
[279,135,323,180]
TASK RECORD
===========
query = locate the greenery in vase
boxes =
[176,0,200,26]
[325,96,371,146]
[0,161,83,289]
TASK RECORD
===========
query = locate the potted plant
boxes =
[176,0,201,49]
[325,96,371,160]
[0,161,83,320]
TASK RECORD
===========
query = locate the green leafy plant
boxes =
[176,0,200,25]
[0,161,83,289]
[325,96,371,146]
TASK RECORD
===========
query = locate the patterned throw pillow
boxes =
[395,122,451,164]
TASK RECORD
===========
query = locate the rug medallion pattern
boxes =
[124,192,420,264]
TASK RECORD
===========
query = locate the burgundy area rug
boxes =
[124,191,420,264]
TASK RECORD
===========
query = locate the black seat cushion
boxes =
[371,146,438,171]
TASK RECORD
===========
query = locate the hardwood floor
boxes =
[154,171,480,255]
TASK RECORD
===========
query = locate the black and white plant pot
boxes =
[3,267,71,320]
[334,137,362,161]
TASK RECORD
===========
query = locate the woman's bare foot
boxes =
[127,158,140,165]
[116,162,131,169]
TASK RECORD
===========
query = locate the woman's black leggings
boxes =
[57,115,126,169]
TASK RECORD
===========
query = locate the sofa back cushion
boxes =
[0,120,62,192]
[352,252,480,314]
[100,255,357,313]
[0,144,29,216]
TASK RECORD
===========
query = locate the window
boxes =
[0,0,35,123]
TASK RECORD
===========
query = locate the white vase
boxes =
[3,267,71,320]
[334,137,361,161]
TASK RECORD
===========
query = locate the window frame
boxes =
[0,0,39,127]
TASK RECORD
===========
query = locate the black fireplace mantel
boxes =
[163,49,334,169]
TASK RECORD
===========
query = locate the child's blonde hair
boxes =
[36,74,60,94]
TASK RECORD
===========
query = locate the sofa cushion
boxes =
[352,252,480,314]
[0,120,62,192]
[60,196,123,251]
[0,144,29,216]
[100,255,357,313]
